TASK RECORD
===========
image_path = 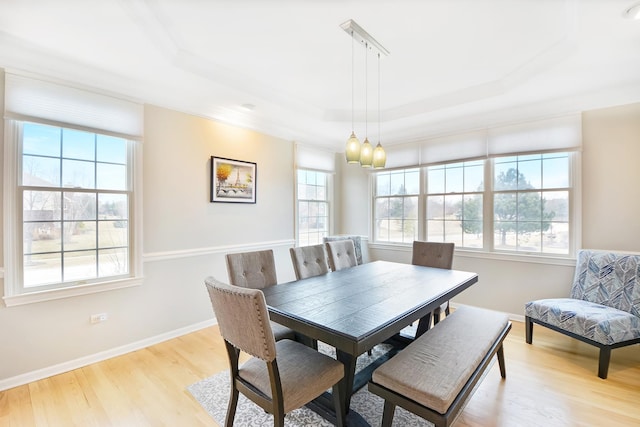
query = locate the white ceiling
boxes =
[1,0,639,152]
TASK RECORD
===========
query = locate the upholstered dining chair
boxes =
[412,241,455,326]
[325,239,358,272]
[225,249,295,341]
[289,244,330,280]
[204,277,346,427]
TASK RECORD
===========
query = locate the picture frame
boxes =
[210,156,257,203]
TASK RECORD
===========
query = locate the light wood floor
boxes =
[1,320,639,427]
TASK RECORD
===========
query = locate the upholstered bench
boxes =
[525,249,640,379]
[368,306,511,427]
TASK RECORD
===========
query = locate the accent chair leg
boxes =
[525,316,533,344]
[381,400,396,427]
[598,347,611,379]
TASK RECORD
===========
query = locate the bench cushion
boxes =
[371,306,509,414]
[525,298,640,345]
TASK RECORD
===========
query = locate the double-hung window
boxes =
[3,73,143,306]
[21,122,131,287]
[375,153,575,255]
[294,145,335,247]
[296,170,330,246]
[374,168,420,243]
[426,160,484,248]
[492,153,570,254]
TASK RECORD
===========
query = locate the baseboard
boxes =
[0,318,217,392]
[450,302,524,323]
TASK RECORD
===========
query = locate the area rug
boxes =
[187,343,433,426]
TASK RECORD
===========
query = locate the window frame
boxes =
[3,119,143,307]
[295,169,332,247]
[373,168,421,244]
[370,151,581,260]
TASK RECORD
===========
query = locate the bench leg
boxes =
[381,400,396,427]
[598,347,611,379]
[497,344,507,378]
[525,316,533,344]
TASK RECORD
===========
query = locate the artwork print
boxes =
[210,157,257,203]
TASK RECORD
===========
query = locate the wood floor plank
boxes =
[1,321,638,426]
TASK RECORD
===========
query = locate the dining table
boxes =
[261,260,478,426]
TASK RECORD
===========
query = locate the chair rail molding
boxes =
[143,239,296,263]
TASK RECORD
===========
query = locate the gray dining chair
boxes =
[225,249,296,341]
[324,239,372,354]
[412,241,455,326]
[323,235,363,265]
[325,239,358,272]
[289,244,330,280]
[226,249,278,289]
[204,277,346,427]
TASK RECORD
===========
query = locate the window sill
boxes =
[368,242,576,267]
[3,277,144,307]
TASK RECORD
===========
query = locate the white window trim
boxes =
[294,169,333,247]
[2,120,144,307]
[369,151,582,261]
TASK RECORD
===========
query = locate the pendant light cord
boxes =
[351,30,355,132]
[365,42,368,137]
[378,52,380,142]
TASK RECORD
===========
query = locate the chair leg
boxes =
[497,344,507,378]
[444,301,450,316]
[433,308,442,325]
[598,347,611,379]
[525,316,533,344]
[225,385,239,427]
[381,400,396,427]
[416,312,433,338]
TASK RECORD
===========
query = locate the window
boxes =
[492,153,570,254]
[297,170,330,246]
[426,160,484,248]
[20,122,131,289]
[3,73,143,306]
[374,168,420,243]
[374,152,575,256]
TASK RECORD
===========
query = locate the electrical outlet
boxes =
[90,313,108,324]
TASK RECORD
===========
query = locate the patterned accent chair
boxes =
[525,250,640,379]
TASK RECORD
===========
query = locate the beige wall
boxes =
[0,100,296,386]
[582,103,640,251]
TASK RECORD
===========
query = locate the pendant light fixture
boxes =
[373,52,386,169]
[345,29,361,163]
[359,41,373,168]
[341,20,389,168]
